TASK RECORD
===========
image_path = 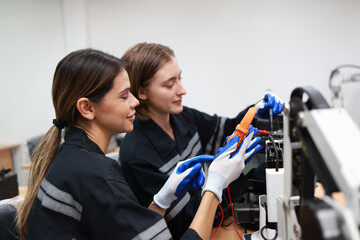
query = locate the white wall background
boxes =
[1,0,360,147]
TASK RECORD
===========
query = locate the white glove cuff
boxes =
[153,181,177,209]
[201,172,227,203]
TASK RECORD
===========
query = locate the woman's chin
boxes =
[121,124,134,133]
[171,105,183,114]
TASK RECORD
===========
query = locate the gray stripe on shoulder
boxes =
[159,154,181,174]
[180,132,199,159]
[158,132,200,174]
[205,134,215,154]
[153,228,172,240]
[37,187,81,221]
[165,192,191,222]
[214,117,227,152]
[41,178,83,213]
[185,139,201,159]
[132,218,169,240]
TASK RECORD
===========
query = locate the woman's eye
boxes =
[121,96,129,100]
[165,80,176,88]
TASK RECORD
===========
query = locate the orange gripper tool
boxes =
[227,107,257,150]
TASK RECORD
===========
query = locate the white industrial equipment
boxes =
[245,86,360,240]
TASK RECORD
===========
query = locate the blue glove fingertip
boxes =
[267,93,275,107]
[227,134,239,145]
[276,101,284,115]
[248,124,254,133]
[264,93,270,101]
[177,155,214,174]
[246,137,261,153]
[250,127,258,136]
[191,173,201,189]
[192,162,202,172]
[197,171,205,188]
[245,144,262,164]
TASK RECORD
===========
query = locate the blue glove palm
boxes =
[255,92,284,118]
[153,155,214,209]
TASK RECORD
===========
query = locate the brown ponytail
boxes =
[17,126,61,239]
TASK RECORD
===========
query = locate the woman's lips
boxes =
[127,112,136,121]
[173,100,182,105]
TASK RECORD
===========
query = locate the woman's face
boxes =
[142,57,187,116]
[93,70,139,135]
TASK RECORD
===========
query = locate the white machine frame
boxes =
[277,106,360,240]
[249,86,360,239]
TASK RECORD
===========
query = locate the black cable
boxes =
[254,97,265,106]
[268,135,279,172]
[269,107,273,133]
[260,225,278,240]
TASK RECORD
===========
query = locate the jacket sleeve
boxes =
[121,153,169,207]
[180,228,202,240]
[81,179,173,240]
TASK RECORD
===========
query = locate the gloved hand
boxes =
[201,126,261,202]
[254,91,284,118]
[153,155,214,209]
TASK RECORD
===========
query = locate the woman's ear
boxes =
[138,87,147,100]
[76,97,95,120]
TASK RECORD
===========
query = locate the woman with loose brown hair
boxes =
[123,43,175,121]
[119,42,280,238]
[16,48,260,240]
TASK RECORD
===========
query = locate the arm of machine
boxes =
[247,86,360,240]
[278,86,360,240]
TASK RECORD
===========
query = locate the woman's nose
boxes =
[177,80,187,95]
[130,93,140,107]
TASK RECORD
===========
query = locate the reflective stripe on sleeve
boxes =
[41,178,83,213]
[37,180,82,221]
[214,117,227,151]
[179,132,200,160]
[159,154,181,174]
[132,218,171,240]
[158,132,200,174]
[205,117,227,154]
[164,192,190,222]
[153,228,172,240]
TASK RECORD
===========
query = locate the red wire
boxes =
[211,204,224,240]
[227,187,243,240]
[258,129,272,135]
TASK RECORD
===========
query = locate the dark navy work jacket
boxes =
[26,127,200,240]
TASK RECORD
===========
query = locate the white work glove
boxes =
[254,91,284,118]
[202,126,261,202]
[153,155,214,209]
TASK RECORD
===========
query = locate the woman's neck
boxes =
[75,121,111,154]
[150,113,175,140]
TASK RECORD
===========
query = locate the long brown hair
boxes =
[121,42,175,121]
[17,49,125,239]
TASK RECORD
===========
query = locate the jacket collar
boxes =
[63,127,104,155]
[135,113,191,156]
